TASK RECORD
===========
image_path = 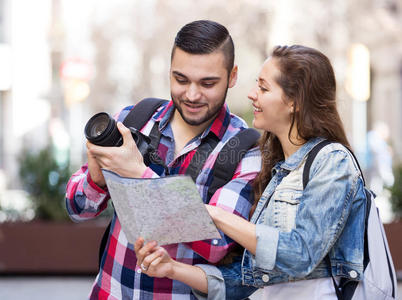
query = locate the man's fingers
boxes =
[142,248,164,270]
[87,142,111,157]
[149,256,163,269]
[136,240,157,266]
[117,122,135,148]
[134,237,144,253]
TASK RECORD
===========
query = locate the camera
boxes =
[84,112,154,165]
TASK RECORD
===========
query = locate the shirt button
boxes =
[212,239,218,245]
[349,270,358,279]
[262,274,270,282]
[137,268,142,274]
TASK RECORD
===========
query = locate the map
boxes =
[102,169,221,245]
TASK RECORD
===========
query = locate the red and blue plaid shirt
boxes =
[66,100,261,299]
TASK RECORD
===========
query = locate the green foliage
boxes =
[19,146,70,221]
[389,165,402,219]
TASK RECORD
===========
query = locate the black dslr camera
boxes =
[84,112,154,165]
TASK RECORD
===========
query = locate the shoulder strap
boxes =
[302,141,388,300]
[122,98,168,130]
[302,140,332,189]
[186,133,220,183]
[207,128,260,201]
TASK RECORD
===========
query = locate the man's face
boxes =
[170,47,237,127]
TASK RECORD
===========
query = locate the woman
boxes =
[134,45,367,299]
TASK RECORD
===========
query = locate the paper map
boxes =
[102,169,221,245]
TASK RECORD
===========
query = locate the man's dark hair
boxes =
[171,20,235,74]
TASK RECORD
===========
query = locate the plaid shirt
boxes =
[66,100,261,299]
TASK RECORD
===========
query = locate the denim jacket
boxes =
[194,138,367,299]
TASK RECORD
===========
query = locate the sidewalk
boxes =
[0,276,401,299]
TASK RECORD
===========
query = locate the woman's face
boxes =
[248,57,293,136]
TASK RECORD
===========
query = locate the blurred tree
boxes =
[19,146,70,221]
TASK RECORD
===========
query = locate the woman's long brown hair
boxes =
[252,45,351,213]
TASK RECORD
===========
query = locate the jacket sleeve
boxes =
[186,147,261,263]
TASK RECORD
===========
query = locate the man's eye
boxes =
[176,78,188,84]
[202,82,216,88]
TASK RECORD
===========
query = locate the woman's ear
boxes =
[288,100,298,113]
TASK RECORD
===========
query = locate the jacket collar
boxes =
[274,137,324,172]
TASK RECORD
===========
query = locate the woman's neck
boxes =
[277,126,305,160]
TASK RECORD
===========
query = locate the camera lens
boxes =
[89,114,109,138]
[84,112,122,146]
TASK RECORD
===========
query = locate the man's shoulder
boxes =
[221,112,254,143]
[115,99,169,123]
[228,112,249,129]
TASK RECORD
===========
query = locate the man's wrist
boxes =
[166,260,180,280]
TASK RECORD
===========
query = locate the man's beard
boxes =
[171,87,228,126]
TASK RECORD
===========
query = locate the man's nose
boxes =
[185,83,201,101]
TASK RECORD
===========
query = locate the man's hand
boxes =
[87,122,147,179]
[134,238,175,279]
[87,144,106,187]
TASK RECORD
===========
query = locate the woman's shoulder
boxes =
[310,141,362,179]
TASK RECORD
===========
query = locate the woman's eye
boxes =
[259,86,268,92]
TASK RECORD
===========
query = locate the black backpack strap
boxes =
[207,128,260,201]
[303,140,365,300]
[302,139,332,189]
[98,98,168,269]
[122,98,168,130]
[186,133,220,183]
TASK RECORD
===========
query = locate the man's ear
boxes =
[228,65,238,88]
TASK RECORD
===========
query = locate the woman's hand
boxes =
[205,204,258,255]
[205,204,224,221]
[134,238,175,278]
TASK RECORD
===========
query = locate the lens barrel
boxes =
[84,112,123,146]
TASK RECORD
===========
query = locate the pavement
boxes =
[0,276,401,299]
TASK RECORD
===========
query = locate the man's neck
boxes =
[170,110,212,156]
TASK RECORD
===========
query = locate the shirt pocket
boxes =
[268,189,302,232]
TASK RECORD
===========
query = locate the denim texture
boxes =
[195,138,367,299]
[243,137,366,286]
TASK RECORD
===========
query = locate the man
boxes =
[66,20,260,299]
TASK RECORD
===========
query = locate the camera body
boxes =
[84,112,154,165]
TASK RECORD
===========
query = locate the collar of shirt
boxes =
[153,100,231,141]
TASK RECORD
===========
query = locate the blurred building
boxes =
[0,0,54,192]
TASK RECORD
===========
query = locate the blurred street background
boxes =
[0,0,401,299]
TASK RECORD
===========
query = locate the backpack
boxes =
[98,98,260,267]
[303,140,397,300]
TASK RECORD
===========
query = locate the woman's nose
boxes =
[248,86,258,101]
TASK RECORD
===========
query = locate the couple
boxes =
[66,20,366,299]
